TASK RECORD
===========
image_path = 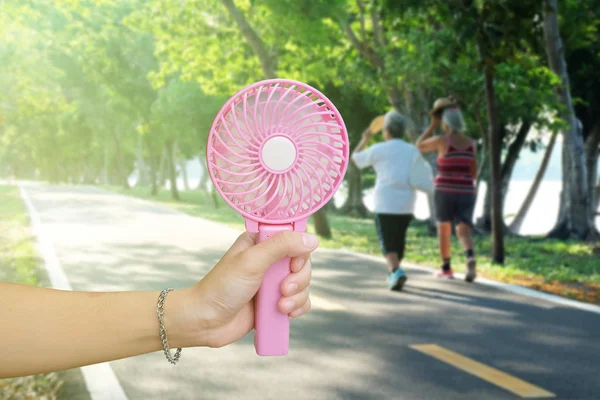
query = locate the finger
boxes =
[289,298,311,318]
[239,231,318,276]
[278,287,309,314]
[282,257,311,296]
[224,232,257,258]
[290,254,308,273]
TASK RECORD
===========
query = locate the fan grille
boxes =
[207,80,349,224]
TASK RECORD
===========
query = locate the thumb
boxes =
[237,231,319,277]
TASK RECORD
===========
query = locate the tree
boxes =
[510,130,559,233]
[131,0,341,236]
[551,0,600,237]
[543,0,597,240]
[150,78,226,200]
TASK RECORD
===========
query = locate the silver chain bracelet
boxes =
[157,288,182,365]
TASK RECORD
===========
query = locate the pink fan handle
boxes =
[254,224,293,356]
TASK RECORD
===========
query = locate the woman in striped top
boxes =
[416,106,477,282]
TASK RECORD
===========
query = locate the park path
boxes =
[21,182,600,400]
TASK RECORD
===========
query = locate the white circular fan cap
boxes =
[261,136,296,172]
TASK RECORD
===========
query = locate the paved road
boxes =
[22,183,600,400]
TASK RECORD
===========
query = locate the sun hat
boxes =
[369,115,385,132]
[430,96,458,118]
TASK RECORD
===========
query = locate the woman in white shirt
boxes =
[352,110,434,291]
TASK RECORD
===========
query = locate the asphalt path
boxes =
[21,182,600,400]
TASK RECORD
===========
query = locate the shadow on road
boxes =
[25,183,600,400]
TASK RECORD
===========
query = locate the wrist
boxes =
[162,287,211,348]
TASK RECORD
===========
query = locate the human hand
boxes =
[369,115,385,134]
[169,231,317,349]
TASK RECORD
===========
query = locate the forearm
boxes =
[0,283,196,378]
[352,128,371,155]
[416,123,437,147]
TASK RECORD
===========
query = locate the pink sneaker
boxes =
[436,269,455,279]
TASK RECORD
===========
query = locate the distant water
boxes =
[357,180,599,235]
[131,153,600,236]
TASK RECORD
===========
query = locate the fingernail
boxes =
[283,300,295,312]
[287,283,298,293]
[302,233,319,248]
[292,256,306,272]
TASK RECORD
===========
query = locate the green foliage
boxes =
[3,0,578,181]
[150,78,227,154]
[560,0,600,138]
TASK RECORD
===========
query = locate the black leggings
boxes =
[374,214,413,259]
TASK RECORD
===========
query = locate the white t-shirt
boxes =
[352,139,434,215]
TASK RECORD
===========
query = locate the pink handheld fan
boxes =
[206,79,349,356]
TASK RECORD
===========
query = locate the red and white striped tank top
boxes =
[435,136,476,194]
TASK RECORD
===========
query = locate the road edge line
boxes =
[342,249,600,316]
[99,186,600,316]
[18,183,129,400]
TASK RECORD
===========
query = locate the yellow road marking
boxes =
[410,344,555,398]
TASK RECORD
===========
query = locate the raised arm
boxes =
[416,117,442,153]
[352,127,372,157]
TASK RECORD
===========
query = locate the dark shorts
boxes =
[374,214,413,258]
[434,190,476,226]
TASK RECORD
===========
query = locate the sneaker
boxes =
[435,269,455,279]
[387,268,407,291]
[465,258,477,283]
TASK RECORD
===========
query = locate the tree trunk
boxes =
[166,141,180,201]
[584,122,600,227]
[165,142,181,201]
[340,162,369,217]
[548,137,570,238]
[596,178,600,212]
[157,148,168,190]
[478,38,504,263]
[479,177,492,232]
[221,0,339,236]
[200,161,210,193]
[178,152,190,191]
[500,121,531,197]
[509,130,558,233]
[136,133,150,187]
[488,120,532,233]
[112,130,130,190]
[197,155,209,190]
[197,154,219,208]
[149,152,158,196]
[219,0,276,79]
[544,0,594,240]
[340,18,404,113]
[475,145,487,194]
[145,138,159,196]
[103,142,109,186]
[385,85,404,113]
[312,209,332,239]
[475,129,489,230]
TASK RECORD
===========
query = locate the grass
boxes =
[110,185,600,304]
[0,184,63,399]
